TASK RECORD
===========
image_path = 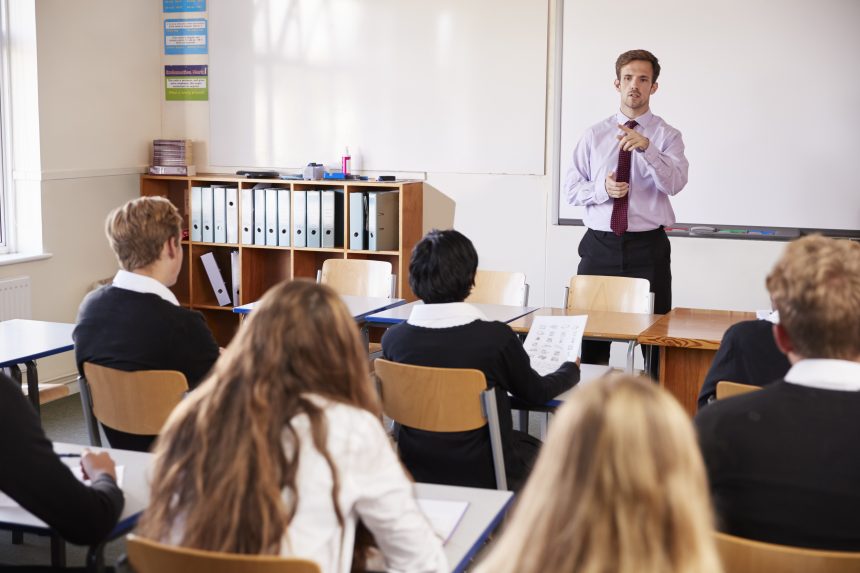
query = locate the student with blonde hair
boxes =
[476,374,722,573]
[137,280,446,573]
[696,235,860,550]
[74,196,219,451]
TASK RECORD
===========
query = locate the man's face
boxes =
[615,60,658,113]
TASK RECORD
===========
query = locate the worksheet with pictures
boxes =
[523,315,588,375]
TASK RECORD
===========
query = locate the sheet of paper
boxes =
[0,465,125,508]
[417,498,469,544]
[523,315,588,376]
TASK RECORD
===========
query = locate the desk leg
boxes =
[659,347,716,417]
[24,360,40,416]
[625,341,636,373]
[50,533,66,568]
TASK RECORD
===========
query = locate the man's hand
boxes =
[605,171,629,199]
[617,124,649,152]
[81,449,117,482]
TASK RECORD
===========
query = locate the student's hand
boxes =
[605,171,629,198]
[617,124,650,152]
[81,450,117,482]
[576,357,581,367]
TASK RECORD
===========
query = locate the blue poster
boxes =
[163,0,205,13]
[164,18,208,55]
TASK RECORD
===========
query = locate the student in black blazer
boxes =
[382,229,579,490]
[74,197,219,451]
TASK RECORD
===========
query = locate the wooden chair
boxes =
[80,363,188,447]
[22,383,70,405]
[317,259,395,298]
[715,531,860,573]
[373,358,508,490]
[126,534,321,573]
[564,275,652,313]
[715,380,762,400]
[467,270,529,306]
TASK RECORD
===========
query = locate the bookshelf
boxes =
[141,174,423,345]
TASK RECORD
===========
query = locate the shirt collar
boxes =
[616,109,653,127]
[784,359,860,392]
[406,302,488,329]
[112,269,179,306]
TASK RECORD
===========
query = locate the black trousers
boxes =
[576,227,671,376]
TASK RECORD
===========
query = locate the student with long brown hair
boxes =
[475,374,722,573]
[137,280,446,573]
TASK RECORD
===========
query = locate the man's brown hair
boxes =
[105,196,182,271]
[766,235,860,359]
[615,49,661,82]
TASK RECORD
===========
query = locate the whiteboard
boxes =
[209,0,548,175]
[556,0,860,231]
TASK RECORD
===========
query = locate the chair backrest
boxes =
[467,270,529,306]
[715,380,762,400]
[715,532,860,573]
[82,362,188,436]
[319,258,394,298]
[126,535,322,573]
[566,275,651,313]
[373,358,508,490]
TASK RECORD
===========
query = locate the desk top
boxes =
[414,483,513,573]
[0,442,152,535]
[0,319,75,367]
[637,307,757,350]
[235,295,405,320]
[0,443,511,573]
[508,307,662,340]
[366,301,538,325]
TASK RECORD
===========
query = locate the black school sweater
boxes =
[0,374,123,547]
[695,380,860,550]
[73,285,219,451]
[382,319,578,489]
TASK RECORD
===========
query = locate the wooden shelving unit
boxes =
[141,174,423,345]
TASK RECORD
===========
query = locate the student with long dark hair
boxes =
[138,281,446,573]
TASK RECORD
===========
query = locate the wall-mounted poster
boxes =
[165,18,208,55]
[165,65,208,101]
[163,0,205,13]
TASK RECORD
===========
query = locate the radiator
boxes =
[0,276,32,321]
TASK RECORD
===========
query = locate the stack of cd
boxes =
[149,139,196,176]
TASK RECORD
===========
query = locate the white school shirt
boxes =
[407,302,488,329]
[784,359,860,392]
[282,396,447,573]
[112,269,179,306]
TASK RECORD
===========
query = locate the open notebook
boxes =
[417,499,469,544]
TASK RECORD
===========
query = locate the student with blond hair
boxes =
[696,235,860,550]
[73,196,219,451]
[476,374,722,573]
[137,281,447,573]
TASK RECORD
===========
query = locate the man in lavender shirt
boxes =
[565,49,688,369]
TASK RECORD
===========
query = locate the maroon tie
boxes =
[610,119,639,236]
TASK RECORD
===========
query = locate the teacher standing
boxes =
[565,49,688,367]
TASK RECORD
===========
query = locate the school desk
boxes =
[637,307,757,416]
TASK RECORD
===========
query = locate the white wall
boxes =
[170,1,785,314]
[0,0,161,383]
